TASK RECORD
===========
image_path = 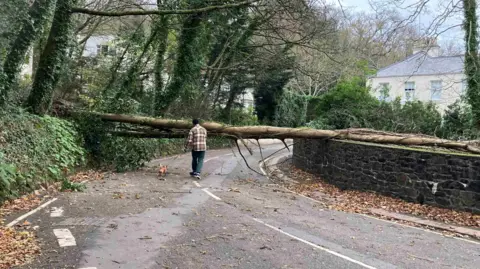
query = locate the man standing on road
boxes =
[185,119,207,179]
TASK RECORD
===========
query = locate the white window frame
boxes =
[430,80,442,101]
[404,81,415,102]
[377,83,390,101]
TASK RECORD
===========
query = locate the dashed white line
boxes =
[252,218,377,269]
[193,181,201,187]
[50,207,64,217]
[7,198,58,227]
[53,228,77,247]
[202,188,221,200]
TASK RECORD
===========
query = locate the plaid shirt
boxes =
[186,124,207,151]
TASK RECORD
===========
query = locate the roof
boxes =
[374,52,464,78]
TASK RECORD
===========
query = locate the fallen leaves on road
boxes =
[0,194,42,218]
[68,170,105,183]
[0,226,40,269]
[282,164,480,229]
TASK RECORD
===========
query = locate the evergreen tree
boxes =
[463,0,480,125]
[0,0,56,107]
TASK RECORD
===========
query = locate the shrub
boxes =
[76,115,232,172]
[225,107,258,126]
[0,108,85,201]
[440,101,480,140]
[306,78,443,136]
[274,90,308,127]
[309,78,381,129]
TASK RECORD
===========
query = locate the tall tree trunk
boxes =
[156,3,208,114]
[26,0,78,115]
[463,0,480,125]
[153,15,170,116]
[0,0,56,107]
[222,81,244,122]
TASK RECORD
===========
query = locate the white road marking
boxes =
[53,228,77,247]
[79,267,97,269]
[260,156,480,245]
[252,218,377,269]
[50,207,64,217]
[225,153,234,156]
[7,198,58,227]
[202,188,221,200]
[193,181,201,187]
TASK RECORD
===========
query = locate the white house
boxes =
[367,44,465,113]
[237,88,254,109]
[81,35,116,57]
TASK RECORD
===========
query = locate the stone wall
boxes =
[293,139,480,213]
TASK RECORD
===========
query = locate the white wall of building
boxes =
[20,49,34,78]
[82,35,115,57]
[237,88,254,109]
[368,73,465,113]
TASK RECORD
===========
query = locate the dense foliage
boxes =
[1,0,479,202]
[0,108,85,201]
[306,78,479,140]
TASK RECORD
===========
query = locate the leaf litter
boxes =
[0,170,105,268]
[0,225,40,269]
[280,164,480,232]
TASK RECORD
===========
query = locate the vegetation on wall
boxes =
[0,0,479,200]
[0,108,85,201]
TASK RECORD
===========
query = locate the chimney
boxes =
[412,37,441,57]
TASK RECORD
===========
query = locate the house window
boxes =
[430,80,442,100]
[404,81,415,102]
[96,44,110,56]
[378,83,390,101]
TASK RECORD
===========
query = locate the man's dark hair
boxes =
[192,119,200,125]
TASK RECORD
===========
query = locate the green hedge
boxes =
[77,115,231,172]
[0,108,85,201]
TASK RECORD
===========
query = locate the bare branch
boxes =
[70,0,259,17]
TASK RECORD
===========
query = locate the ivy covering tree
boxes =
[463,0,480,126]
[156,0,209,116]
[27,0,78,115]
[254,46,294,124]
[0,0,56,107]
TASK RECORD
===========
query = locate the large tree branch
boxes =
[84,112,480,154]
[70,0,258,17]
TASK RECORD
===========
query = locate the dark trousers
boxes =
[192,150,205,173]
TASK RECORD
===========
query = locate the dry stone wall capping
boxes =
[292,139,480,214]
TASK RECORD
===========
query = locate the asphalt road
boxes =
[14,143,480,269]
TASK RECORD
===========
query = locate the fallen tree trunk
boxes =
[92,112,480,154]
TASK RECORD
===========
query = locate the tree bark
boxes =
[27,0,78,115]
[0,0,56,107]
[89,112,480,154]
[463,0,480,125]
[156,4,207,114]
[70,1,256,17]
[153,7,170,116]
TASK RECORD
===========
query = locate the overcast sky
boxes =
[328,0,464,46]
